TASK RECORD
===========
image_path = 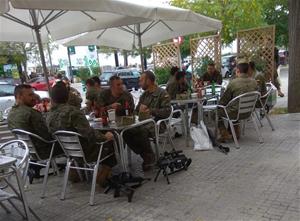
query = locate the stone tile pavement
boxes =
[0,113,299,221]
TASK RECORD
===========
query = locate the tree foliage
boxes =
[171,0,288,47]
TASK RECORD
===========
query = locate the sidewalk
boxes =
[1,113,299,221]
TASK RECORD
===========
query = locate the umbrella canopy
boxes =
[64,9,222,51]
[0,0,166,89]
[63,1,222,70]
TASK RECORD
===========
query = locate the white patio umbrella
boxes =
[64,2,222,71]
[0,0,159,89]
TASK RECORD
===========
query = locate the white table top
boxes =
[0,155,17,169]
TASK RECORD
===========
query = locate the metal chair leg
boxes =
[252,115,264,143]
[15,169,30,220]
[265,113,275,131]
[41,160,51,198]
[61,160,71,200]
[229,120,239,149]
[89,165,98,206]
[255,110,264,127]
[0,201,11,214]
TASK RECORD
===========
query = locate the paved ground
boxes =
[1,112,299,221]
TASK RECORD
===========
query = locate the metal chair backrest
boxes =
[203,84,224,97]
[226,91,260,121]
[260,86,273,108]
[0,140,29,181]
[53,130,87,164]
[159,84,167,90]
[11,129,51,161]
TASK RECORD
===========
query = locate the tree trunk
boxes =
[114,50,119,67]
[288,0,300,113]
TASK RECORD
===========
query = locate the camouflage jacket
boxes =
[200,71,223,85]
[96,89,134,116]
[8,104,53,159]
[136,86,171,121]
[68,87,82,109]
[219,73,258,116]
[46,104,106,162]
[86,87,101,112]
[166,81,188,99]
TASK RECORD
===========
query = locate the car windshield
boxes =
[0,84,15,97]
[101,72,114,81]
[132,71,140,77]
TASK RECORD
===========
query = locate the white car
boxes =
[0,82,49,120]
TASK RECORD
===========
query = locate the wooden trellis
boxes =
[152,42,180,69]
[237,25,275,81]
[190,34,221,82]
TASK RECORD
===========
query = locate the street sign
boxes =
[88,45,95,52]
[68,46,76,55]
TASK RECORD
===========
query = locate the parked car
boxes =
[100,69,140,90]
[221,54,237,78]
[100,71,115,89]
[0,82,49,120]
[115,69,140,90]
[28,76,56,91]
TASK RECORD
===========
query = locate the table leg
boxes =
[114,132,128,173]
[184,104,189,147]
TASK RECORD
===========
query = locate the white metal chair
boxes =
[11,129,59,198]
[53,130,114,206]
[202,84,224,105]
[254,86,275,131]
[217,91,263,149]
[0,140,40,220]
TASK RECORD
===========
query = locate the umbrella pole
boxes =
[31,9,51,91]
[34,28,51,91]
[137,24,144,72]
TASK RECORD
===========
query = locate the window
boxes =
[0,84,15,97]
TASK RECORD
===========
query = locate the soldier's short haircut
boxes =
[249,61,255,70]
[208,61,215,66]
[86,78,95,87]
[91,76,101,85]
[175,71,186,81]
[143,70,156,82]
[170,66,179,76]
[14,84,32,98]
[50,81,69,104]
[237,63,249,74]
[109,75,121,86]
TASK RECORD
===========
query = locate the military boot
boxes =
[97,165,112,187]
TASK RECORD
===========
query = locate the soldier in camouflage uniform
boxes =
[200,62,223,85]
[166,70,189,99]
[47,82,116,185]
[167,66,179,85]
[123,71,171,170]
[248,61,267,105]
[85,78,101,113]
[62,77,83,109]
[8,84,63,160]
[95,76,134,116]
[218,60,257,142]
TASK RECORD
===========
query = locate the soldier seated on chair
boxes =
[123,71,172,171]
[46,82,116,185]
[200,61,223,85]
[8,84,63,160]
[218,59,258,142]
[95,75,135,117]
[8,84,64,178]
[166,70,189,100]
